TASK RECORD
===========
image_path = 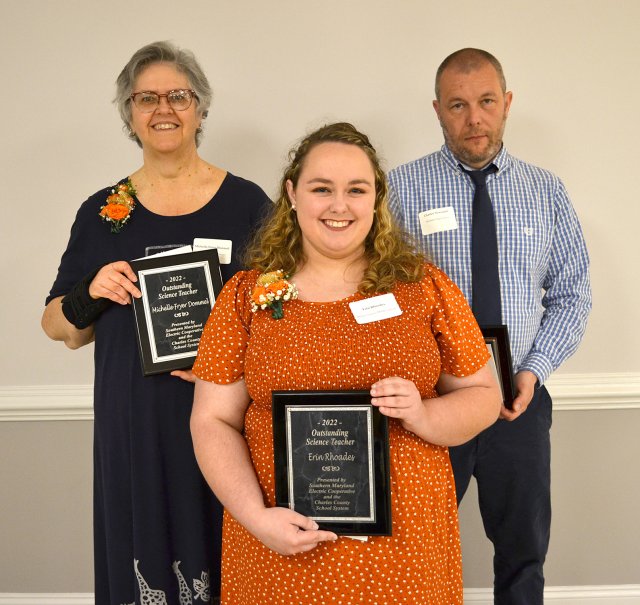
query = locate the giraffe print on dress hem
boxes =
[124,559,211,605]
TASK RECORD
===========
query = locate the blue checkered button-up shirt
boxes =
[388,144,591,384]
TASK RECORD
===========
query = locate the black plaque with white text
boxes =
[273,390,391,536]
[130,249,222,376]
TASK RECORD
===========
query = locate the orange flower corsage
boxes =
[250,270,298,320]
[99,179,136,233]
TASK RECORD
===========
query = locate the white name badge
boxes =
[193,238,233,264]
[419,206,458,236]
[349,293,402,324]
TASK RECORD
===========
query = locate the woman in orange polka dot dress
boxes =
[191,123,501,604]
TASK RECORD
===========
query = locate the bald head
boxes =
[435,48,506,101]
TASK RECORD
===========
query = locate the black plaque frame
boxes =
[130,249,222,376]
[272,390,391,536]
[482,325,516,410]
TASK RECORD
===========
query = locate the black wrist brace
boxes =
[61,267,111,329]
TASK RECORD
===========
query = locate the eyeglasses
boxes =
[129,89,198,113]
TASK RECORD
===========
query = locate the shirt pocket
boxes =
[500,202,552,279]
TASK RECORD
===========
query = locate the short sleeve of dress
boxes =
[192,270,257,384]
[46,191,109,304]
[421,264,490,377]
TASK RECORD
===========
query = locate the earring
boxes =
[291,204,297,211]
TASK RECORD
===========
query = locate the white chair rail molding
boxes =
[1,372,639,421]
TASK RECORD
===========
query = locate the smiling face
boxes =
[286,142,376,264]
[129,62,201,155]
[433,61,512,168]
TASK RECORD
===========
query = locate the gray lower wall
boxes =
[459,409,640,587]
[2,409,638,592]
[1,421,93,591]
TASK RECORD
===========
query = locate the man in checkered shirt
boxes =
[388,48,591,605]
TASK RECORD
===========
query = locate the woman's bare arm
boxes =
[370,364,502,446]
[191,377,337,555]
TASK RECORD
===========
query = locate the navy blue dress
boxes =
[46,174,270,605]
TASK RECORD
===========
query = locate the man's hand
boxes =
[501,370,538,421]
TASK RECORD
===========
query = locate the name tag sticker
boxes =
[419,206,458,236]
[193,238,232,264]
[349,293,402,324]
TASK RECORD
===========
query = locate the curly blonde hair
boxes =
[244,122,425,293]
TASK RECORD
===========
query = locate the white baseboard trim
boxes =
[0,372,639,422]
[0,596,94,605]
[465,584,640,603]
[1,586,639,604]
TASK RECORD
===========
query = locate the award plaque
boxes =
[482,325,516,410]
[130,249,223,376]
[272,390,391,536]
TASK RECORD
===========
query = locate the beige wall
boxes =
[1,0,639,594]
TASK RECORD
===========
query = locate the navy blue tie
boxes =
[464,165,501,326]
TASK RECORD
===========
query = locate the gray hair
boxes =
[435,48,507,101]
[114,41,212,147]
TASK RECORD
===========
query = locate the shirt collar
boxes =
[440,144,510,175]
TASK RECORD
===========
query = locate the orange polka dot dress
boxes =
[193,263,490,605]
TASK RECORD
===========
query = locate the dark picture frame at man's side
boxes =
[482,325,516,410]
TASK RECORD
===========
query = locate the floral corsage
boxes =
[250,270,298,320]
[99,179,137,233]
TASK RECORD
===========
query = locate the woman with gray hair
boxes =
[42,41,269,605]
